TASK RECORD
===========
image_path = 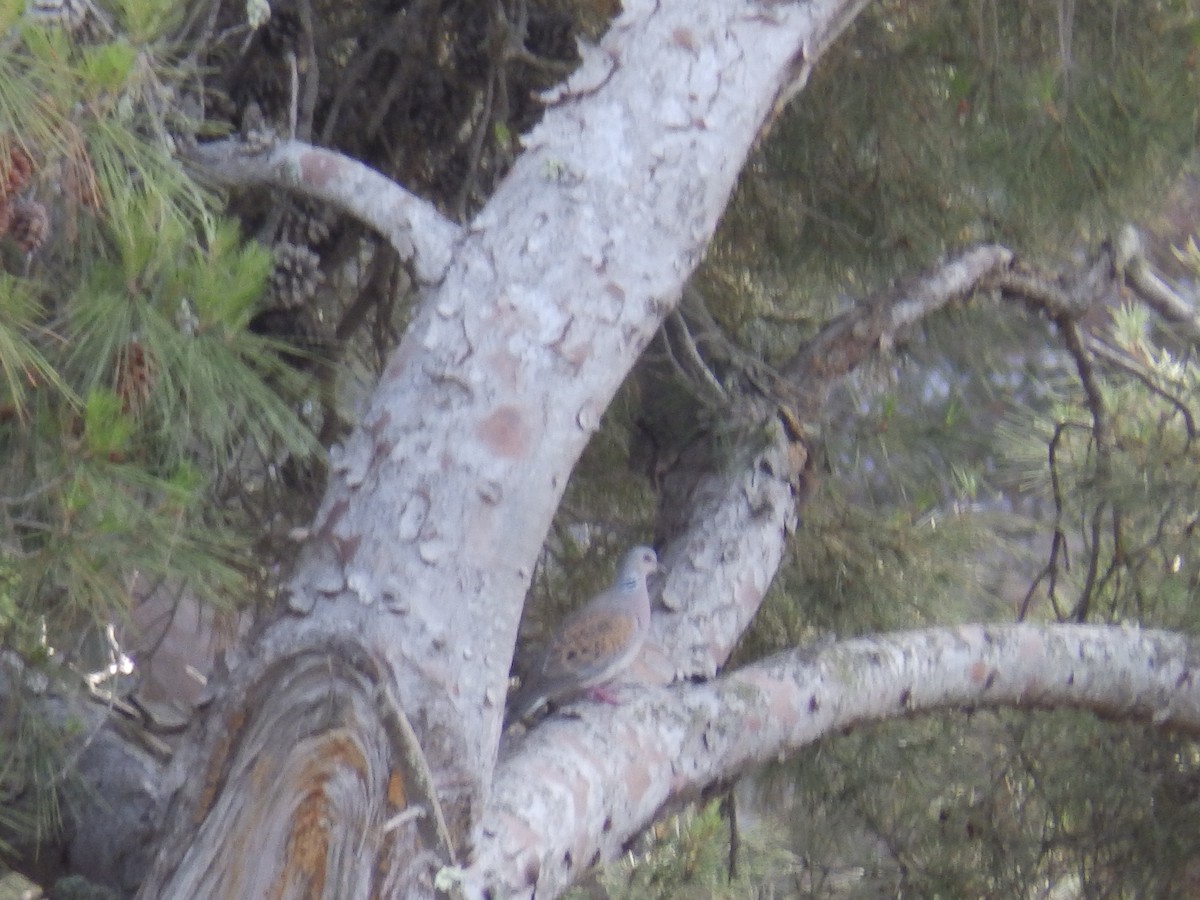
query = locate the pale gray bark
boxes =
[139,2,874,897]
[187,139,461,285]
[473,624,1200,898]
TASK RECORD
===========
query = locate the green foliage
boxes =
[770,712,1200,898]
[998,302,1200,627]
[0,273,67,417]
[0,680,67,859]
[706,0,1200,345]
[79,41,137,92]
[64,197,306,469]
[113,0,182,43]
[0,0,319,855]
[749,489,1005,654]
[566,801,801,900]
[82,388,133,456]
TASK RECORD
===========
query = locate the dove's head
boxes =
[615,545,661,591]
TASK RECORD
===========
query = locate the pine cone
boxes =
[0,146,34,201]
[248,306,335,370]
[114,340,155,415]
[282,199,335,249]
[268,241,323,306]
[7,198,50,253]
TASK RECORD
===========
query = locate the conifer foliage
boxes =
[0,0,315,846]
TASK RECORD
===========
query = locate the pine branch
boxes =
[474,623,1200,897]
[185,139,461,285]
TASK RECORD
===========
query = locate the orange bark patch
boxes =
[279,787,330,896]
[319,731,370,779]
[475,405,529,459]
[271,732,371,897]
[196,708,248,823]
[300,149,339,187]
[387,770,407,808]
[969,660,989,684]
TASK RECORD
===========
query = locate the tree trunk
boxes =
[136,2,870,897]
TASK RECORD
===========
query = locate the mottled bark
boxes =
[139,2,873,898]
[474,623,1200,897]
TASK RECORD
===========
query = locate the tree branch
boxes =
[785,244,1015,405]
[185,138,461,285]
[473,623,1200,898]
[640,246,1016,685]
[1114,224,1200,343]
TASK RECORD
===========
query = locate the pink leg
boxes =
[585,684,621,705]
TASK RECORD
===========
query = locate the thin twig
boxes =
[1085,336,1197,443]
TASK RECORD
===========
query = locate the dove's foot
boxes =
[584,685,621,705]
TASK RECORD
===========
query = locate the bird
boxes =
[505,545,661,726]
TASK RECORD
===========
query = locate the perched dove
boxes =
[506,545,660,725]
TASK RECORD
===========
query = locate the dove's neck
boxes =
[616,573,640,593]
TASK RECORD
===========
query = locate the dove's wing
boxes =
[537,597,647,690]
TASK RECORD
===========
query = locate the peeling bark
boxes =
[472,624,1200,897]
[139,2,874,897]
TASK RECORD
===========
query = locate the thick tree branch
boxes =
[141,4,877,896]
[641,246,1016,686]
[473,623,1200,898]
[785,244,1015,405]
[186,138,461,284]
[639,419,803,685]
